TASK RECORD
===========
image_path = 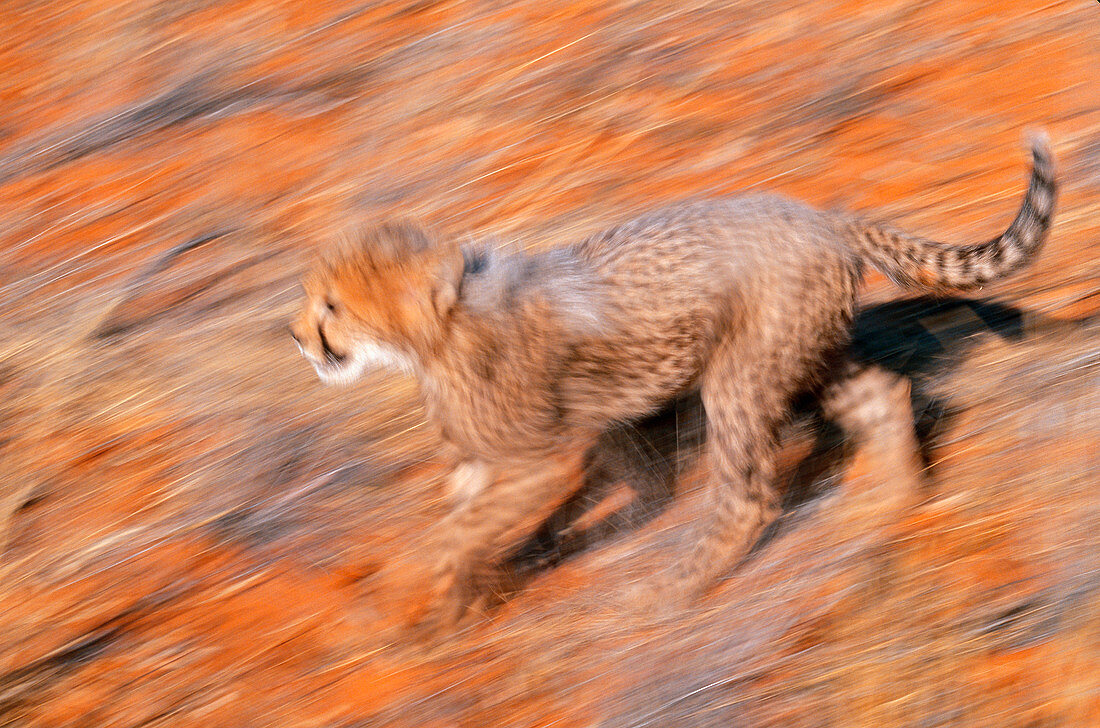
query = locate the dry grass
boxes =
[1,1,1098,725]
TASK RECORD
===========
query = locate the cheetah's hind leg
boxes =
[817,359,925,512]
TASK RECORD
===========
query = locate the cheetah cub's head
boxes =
[291,220,463,386]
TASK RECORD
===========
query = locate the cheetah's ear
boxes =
[432,278,458,318]
[431,246,464,319]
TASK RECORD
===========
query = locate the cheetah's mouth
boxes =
[309,347,366,387]
[319,327,346,366]
[307,339,417,387]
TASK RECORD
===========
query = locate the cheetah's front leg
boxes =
[430,458,498,627]
[432,450,588,627]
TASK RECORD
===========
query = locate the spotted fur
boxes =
[291,135,1057,619]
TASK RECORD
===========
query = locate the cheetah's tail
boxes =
[841,132,1056,292]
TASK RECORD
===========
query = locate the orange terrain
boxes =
[1,2,1098,726]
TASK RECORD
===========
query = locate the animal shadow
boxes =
[507,296,1027,581]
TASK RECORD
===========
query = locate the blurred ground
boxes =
[1,1,1098,726]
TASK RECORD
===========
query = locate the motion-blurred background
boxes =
[1,2,1098,726]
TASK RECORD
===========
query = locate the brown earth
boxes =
[1,1,1098,726]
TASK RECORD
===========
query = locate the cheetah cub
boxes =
[291,135,1055,621]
